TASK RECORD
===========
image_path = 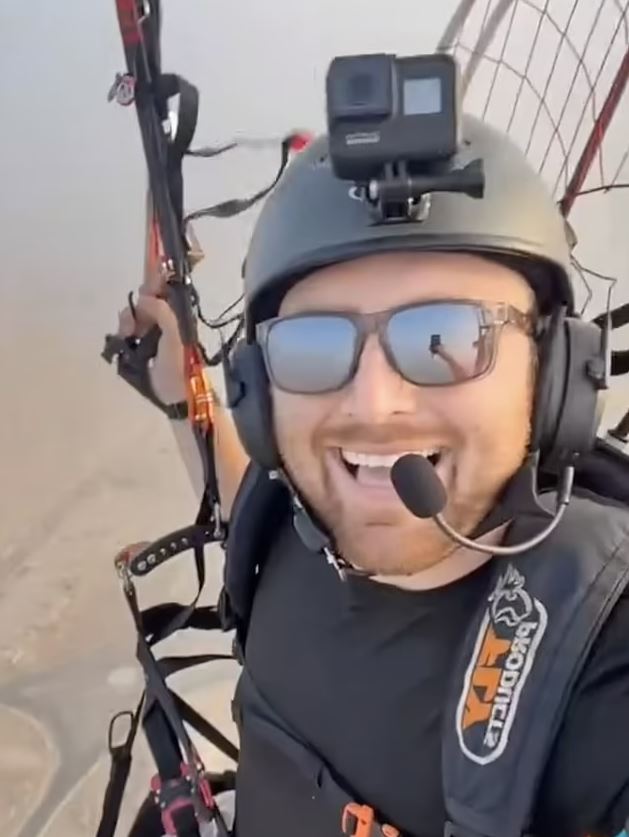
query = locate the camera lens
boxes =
[326,54,393,121]
[347,72,374,106]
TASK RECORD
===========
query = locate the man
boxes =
[120,115,629,837]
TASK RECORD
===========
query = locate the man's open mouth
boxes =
[339,448,444,481]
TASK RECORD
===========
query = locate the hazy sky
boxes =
[0,11,626,831]
[0,0,461,554]
[0,0,627,551]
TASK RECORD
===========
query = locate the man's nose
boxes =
[339,334,417,421]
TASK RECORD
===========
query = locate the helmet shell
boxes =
[243,114,574,331]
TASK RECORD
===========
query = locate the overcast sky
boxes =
[0,0,627,550]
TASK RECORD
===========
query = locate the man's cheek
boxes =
[271,390,299,445]
[272,392,318,470]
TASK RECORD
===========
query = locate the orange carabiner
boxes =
[184,344,214,435]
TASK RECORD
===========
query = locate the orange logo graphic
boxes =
[456,566,547,764]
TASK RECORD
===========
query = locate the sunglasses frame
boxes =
[256,299,535,395]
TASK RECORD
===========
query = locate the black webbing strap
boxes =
[141,604,223,639]
[157,653,233,678]
[145,541,208,646]
[593,300,629,330]
[97,512,235,837]
[613,349,629,376]
[184,135,295,222]
[159,72,199,228]
[592,302,629,376]
[96,695,145,837]
[171,692,239,763]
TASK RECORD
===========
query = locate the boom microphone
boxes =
[390,454,575,556]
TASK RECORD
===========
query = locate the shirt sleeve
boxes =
[534,584,629,837]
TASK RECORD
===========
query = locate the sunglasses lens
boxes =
[388,302,493,385]
[264,315,357,393]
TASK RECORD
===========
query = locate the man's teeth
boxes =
[341,449,441,468]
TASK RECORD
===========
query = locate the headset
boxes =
[223,299,609,479]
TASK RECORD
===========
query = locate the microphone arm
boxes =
[433,465,575,556]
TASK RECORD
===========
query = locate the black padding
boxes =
[530,309,568,460]
[550,318,603,464]
[225,341,280,471]
[531,309,604,472]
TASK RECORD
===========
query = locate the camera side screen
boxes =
[326,52,461,181]
[403,77,443,116]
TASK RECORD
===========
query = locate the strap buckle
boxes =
[151,763,215,835]
[342,803,400,837]
[180,763,215,809]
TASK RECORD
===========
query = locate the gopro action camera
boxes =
[325,52,484,220]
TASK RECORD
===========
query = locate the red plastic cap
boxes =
[288,131,314,152]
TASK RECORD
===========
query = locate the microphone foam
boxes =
[391,454,447,519]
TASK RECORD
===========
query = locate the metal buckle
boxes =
[151,773,194,836]
[114,552,134,595]
[180,762,215,809]
[151,763,215,835]
[107,72,136,107]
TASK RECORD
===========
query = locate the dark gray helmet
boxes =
[243,114,574,333]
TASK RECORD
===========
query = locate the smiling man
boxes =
[123,116,629,837]
[268,251,536,578]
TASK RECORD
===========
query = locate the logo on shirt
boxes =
[455,564,547,764]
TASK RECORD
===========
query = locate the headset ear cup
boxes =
[532,310,603,472]
[550,318,603,464]
[530,310,566,462]
[224,340,281,471]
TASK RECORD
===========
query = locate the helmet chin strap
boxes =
[268,467,373,581]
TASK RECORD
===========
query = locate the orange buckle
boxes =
[342,803,400,837]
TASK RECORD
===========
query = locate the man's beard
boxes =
[323,479,494,576]
[283,451,495,576]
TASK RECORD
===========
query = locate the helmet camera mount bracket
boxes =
[325,52,486,223]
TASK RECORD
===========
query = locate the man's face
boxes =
[271,252,536,575]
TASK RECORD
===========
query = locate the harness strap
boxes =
[172,692,240,763]
[96,696,145,837]
[97,494,234,837]
[141,604,223,638]
[157,653,234,678]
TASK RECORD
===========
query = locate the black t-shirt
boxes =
[241,519,629,837]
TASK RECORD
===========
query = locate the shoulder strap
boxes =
[220,464,290,650]
[442,494,629,837]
